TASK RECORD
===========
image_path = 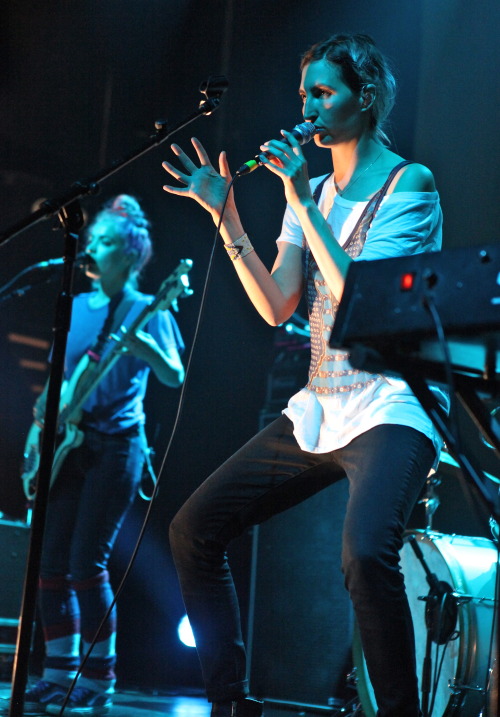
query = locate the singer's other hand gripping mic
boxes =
[235,122,317,176]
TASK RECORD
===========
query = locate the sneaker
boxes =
[45,686,112,716]
[23,680,67,714]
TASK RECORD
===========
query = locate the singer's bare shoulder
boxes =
[391,163,436,193]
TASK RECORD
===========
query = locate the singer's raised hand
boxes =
[162,138,236,224]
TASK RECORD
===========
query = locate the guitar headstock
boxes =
[157,258,194,312]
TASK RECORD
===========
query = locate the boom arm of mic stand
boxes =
[0,75,228,246]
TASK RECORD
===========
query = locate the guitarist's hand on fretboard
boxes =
[119,328,155,361]
[121,329,184,387]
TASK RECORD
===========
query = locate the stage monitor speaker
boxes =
[247,480,353,708]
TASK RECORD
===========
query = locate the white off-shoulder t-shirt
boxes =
[278,173,447,464]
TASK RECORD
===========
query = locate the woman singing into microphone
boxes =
[162,33,446,717]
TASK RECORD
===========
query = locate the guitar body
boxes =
[21,422,42,499]
[51,423,85,482]
[21,353,96,498]
[60,352,92,423]
[20,258,193,500]
[21,420,85,499]
[48,354,90,484]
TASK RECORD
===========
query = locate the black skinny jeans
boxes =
[41,426,144,580]
[169,415,435,717]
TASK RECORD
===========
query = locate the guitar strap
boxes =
[138,422,158,502]
[87,288,137,362]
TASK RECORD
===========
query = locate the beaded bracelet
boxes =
[223,233,254,262]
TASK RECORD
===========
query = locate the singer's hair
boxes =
[300,33,396,146]
[86,194,153,286]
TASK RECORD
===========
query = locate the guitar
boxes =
[21,258,193,500]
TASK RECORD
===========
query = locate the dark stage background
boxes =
[0,0,499,698]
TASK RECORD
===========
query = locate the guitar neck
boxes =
[59,259,192,424]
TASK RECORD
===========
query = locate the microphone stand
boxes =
[0,275,60,304]
[3,75,228,717]
[8,201,83,717]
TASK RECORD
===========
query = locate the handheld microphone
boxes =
[35,252,89,269]
[235,122,317,176]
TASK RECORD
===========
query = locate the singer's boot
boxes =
[211,697,264,717]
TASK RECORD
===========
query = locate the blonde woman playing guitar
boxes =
[21,195,187,717]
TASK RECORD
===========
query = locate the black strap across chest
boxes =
[89,288,137,360]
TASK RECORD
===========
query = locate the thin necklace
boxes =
[333,150,383,196]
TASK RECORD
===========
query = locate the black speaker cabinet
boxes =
[0,519,30,658]
[247,481,353,709]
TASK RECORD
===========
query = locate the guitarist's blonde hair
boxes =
[88,194,153,286]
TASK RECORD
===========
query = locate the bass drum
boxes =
[353,531,497,717]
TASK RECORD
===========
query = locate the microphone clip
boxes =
[198,75,229,115]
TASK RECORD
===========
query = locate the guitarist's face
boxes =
[85,217,132,285]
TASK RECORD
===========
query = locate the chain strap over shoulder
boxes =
[304,161,413,394]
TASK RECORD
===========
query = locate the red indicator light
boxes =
[400,272,415,291]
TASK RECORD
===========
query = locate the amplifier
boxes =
[0,519,30,656]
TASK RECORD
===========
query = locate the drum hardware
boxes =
[489,516,499,542]
[449,678,485,694]
[419,592,497,606]
[419,474,441,531]
[446,593,496,605]
[408,535,459,645]
[335,669,364,716]
[408,535,460,717]
[479,659,498,717]
[480,405,500,450]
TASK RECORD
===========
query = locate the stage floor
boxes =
[0,681,363,716]
[0,682,211,717]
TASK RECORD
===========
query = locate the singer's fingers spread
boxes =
[162,183,190,197]
[191,137,214,167]
[170,143,200,173]
[162,160,190,185]
[218,151,232,179]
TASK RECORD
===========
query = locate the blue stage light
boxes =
[177,614,196,647]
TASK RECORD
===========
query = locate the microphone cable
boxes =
[422,293,461,449]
